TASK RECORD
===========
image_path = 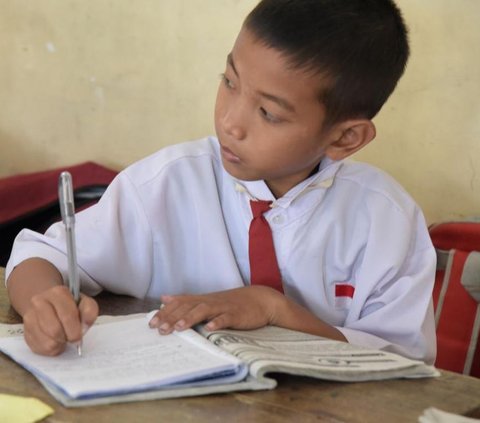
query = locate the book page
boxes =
[202,326,439,381]
[0,315,247,399]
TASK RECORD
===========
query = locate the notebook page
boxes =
[0,316,247,399]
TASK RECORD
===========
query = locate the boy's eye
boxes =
[260,107,283,124]
[220,73,235,89]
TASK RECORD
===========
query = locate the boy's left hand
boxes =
[148,286,284,334]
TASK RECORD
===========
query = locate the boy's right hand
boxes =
[22,285,98,356]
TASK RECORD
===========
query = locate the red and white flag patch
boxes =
[335,283,355,309]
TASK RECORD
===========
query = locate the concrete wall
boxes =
[1,0,479,223]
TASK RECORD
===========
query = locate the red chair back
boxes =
[430,221,480,377]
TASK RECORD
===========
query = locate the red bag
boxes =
[0,162,117,266]
[429,221,480,377]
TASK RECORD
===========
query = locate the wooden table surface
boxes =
[1,267,479,422]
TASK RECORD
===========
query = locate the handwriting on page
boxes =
[41,340,214,383]
[0,324,24,337]
[0,317,243,399]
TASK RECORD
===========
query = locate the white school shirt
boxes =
[6,136,436,364]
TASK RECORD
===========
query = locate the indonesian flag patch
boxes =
[335,283,355,309]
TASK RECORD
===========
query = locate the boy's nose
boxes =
[222,106,247,141]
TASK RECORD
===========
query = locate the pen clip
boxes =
[59,171,75,228]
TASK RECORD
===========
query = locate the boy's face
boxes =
[215,27,339,198]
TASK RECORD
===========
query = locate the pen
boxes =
[58,171,82,357]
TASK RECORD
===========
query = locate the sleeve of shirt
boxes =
[6,172,154,298]
[335,202,437,365]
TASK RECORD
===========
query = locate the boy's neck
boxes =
[266,160,322,199]
[308,162,321,177]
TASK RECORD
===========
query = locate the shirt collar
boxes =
[232,157,343,208]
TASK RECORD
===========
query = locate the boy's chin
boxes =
[221,160,262,182]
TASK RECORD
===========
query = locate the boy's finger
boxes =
[45,289,84,343]
[78,295,99,327]
[154,303,197,334]
[173,302,222,331]
[24,316,66,356]
[205,314,230,331]
[157,301,198,325]
[28,298,67,344]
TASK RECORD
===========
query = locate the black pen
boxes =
[59,171,82,356]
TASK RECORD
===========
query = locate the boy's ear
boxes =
[324,119,376,161]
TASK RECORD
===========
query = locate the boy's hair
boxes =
[244,0,410,126]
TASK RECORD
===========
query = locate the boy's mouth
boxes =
[220,145,241,163]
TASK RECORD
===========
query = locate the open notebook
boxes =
[0,313,439,407]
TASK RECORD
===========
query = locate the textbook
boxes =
[0,313,439,407]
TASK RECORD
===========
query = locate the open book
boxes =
[0,313,439,407]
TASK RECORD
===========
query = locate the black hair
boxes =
[244,0,410,126]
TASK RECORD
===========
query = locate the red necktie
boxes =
[249,200,284,293]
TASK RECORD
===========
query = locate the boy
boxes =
[6,0,436,364]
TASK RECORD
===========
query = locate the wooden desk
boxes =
[1,267,479,422]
